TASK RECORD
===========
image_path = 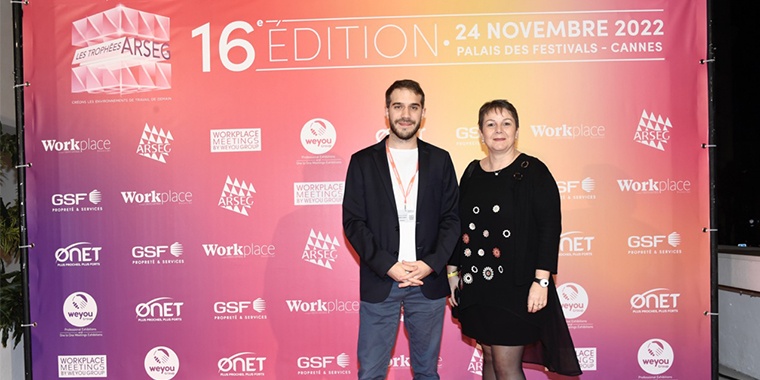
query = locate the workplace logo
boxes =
[630,288,680,314]
[58,355,107,378]
[41,137,111,153]
[559,231,594,257]
[55,242,102,267]
[213,299,268,321]
[121,189,192,206]
[284,298,359,314]
[210,128,262,153]
[137,123,174,163]
[637,339,674,375]
[201,242,276,259]
[218,352,267,376]
[557,282,589,319]
[135,297,184,322]
[627,232,682,255]
[297,353,352,376]
[63,292,98,327]
[530,123,606,139]
[301,118,336,154]
[71,5,171,95]
[633,110,673,151]
[616,178,691,194]
[575,348,597,371]
[302,229,341,270]
[51,189,103,213]
[218,176,256,216]
[466,347,483,375]
[144,346,179,380]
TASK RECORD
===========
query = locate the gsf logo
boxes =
[214,300,264,313]
[456,127,479,139]
[297,356,336,369]
[132,243,183,258]
[52,193,87,206]
[628,236,666,248]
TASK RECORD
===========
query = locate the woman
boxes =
[447,99,581,379]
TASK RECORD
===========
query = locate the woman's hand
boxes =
[447,265,460,307]
[527,282,548,313]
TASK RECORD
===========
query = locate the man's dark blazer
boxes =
[343,137,460,303]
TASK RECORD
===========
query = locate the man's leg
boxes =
[402,287,446,380]
[358,286,403,380]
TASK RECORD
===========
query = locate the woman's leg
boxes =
[481,343,526,380]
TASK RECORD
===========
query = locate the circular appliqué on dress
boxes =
[469,223,476,230]
[498,266,504,273]
[492,247,501,258]
[502,230,511,238]
[464,248,472,257]
[462,233,470,244]
[483,230,490,238]
[477,249,485,256]
[492,205,500,213]
[483,266,494,280]
[473,206,480,214]
[471,266,479,273]
[463,273,473,284]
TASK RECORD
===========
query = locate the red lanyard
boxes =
[386,141,419,210]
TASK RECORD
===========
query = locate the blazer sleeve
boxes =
[342,153,398,278]
[532,160,562,273]
[420,151,461,275]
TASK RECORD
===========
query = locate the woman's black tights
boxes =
[481,343,526,380]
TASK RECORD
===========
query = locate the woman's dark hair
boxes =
[478,99,519,130]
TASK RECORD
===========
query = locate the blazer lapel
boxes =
[371,138,397,208]
[416,140,431,209]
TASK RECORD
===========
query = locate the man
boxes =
[342,79,460,379]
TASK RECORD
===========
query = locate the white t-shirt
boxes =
[388,148,419,263]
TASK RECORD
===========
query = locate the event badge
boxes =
[398,208,416,223]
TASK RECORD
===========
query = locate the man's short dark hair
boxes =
[478,99,519,130]
[385,79,425,108]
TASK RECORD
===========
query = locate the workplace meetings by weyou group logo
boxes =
[71,5,171,95]
[58,355,107,378]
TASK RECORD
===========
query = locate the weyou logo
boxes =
[557,282,589,319]
[637,339,674,375]
[144,346,179,380]
[71,5,171,95]
[300,118,336,154]
[63,292,98,327]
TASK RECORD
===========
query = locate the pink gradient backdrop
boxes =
[24,0,709,378]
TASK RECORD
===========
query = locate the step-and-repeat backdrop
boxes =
[23,0,709,378]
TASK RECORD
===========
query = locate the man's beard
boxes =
[390,118,421,140]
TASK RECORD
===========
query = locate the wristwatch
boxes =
[534,278,549,288]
